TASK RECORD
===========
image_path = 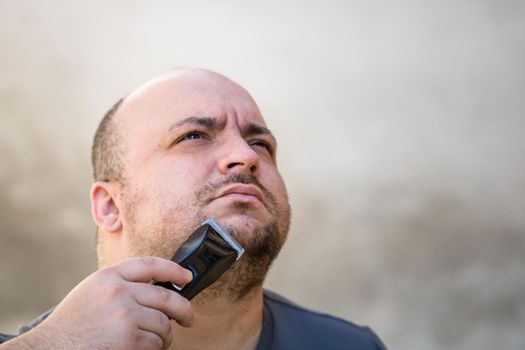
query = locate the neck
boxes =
[168,286,264,350]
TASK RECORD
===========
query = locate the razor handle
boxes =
[155,219,243,300]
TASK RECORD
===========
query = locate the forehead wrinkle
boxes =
[167,115,226,133]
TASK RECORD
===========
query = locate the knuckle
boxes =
[116,304,135,321]
[103,283,127,301]
[135,332,163,350]
[119,323,137,342]
[176,298,194,325]
[137,256,157,270]
[98,265,117,279]
[157,287,172,304]
[179,298,192,314]
[158,312,172,336]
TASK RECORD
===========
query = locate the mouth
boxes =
[214,184,265,204]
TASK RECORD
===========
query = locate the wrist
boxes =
[1,325,58,350]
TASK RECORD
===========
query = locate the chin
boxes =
[217,213,264,233]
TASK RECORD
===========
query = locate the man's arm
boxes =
[0,257,193,350]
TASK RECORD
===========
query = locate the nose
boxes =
[217,136,260,176]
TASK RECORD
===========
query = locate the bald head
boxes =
[91,68,258,184]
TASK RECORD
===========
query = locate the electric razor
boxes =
[155,218,244,300]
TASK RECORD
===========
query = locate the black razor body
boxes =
[155,219,244,300]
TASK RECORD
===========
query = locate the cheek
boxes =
[147,158,209,198]
[141,161,213,219]
[264,171,289,209]
[277,178,290,212]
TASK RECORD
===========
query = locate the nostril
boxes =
[227,162,240,169]
[226,162,257,173]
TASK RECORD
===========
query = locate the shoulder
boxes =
[0,308,54,344]
[0,333,15,344]
[263,290,386,350]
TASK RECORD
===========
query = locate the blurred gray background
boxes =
[1,1,524,349]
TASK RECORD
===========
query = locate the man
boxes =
[0,68,386,349]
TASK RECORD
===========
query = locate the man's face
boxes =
[112,70,290,299]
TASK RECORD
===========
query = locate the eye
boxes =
[177,131,205,143]
[250,140,274,156]
[184,132,201,140]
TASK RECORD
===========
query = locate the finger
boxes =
[133,329,164,350]
[110,256,193,285]
[135,306,173,349]
[131,282,194,327]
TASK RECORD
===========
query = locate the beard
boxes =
[193,219,284,303]
[122,172,291,302]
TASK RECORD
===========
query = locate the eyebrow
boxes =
[168,116,217,131]
[168,116,276,142]
[244,122,276,142]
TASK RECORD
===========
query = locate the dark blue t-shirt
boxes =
[257,290,386,350]
[0,290,386,349]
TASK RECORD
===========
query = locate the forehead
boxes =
[116,70,266,135]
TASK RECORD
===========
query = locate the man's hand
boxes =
[2,257,193,350]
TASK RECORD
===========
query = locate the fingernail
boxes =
[185,269,193,281]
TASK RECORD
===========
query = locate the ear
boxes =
[90,181,123,233]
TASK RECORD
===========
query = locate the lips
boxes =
[215,184,264,204]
